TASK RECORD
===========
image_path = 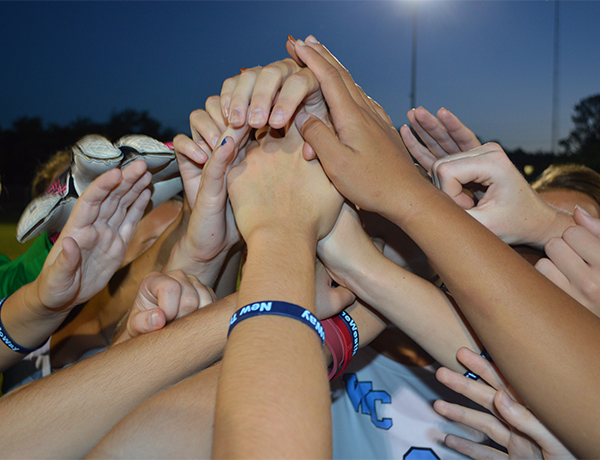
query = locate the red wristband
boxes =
[330,314,354,380]
[323,318,345,380]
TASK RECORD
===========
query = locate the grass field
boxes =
[0,222,35,261]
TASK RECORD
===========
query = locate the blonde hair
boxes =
[532,163,600,209]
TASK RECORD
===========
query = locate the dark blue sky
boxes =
[1,1,599,152]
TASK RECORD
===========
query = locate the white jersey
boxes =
[331,346,488,459]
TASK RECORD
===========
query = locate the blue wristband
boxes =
[464,371,480,381]
[338,310,359,356]
[0,297,38,354]
[228,301,325,346]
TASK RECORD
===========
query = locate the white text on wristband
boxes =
[339,310,359,356]
[228,301,325,345]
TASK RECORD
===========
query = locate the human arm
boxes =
[88,260,364,459]
[213,122,343,458]
[292,36,600,457]
[536,206,600,316]
[0,161,151,371]
[318,204,482,373]
[434,348,574,459]
[0,293,237,459]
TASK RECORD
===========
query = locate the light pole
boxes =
[551,0,560,154]
[410,2,418,110]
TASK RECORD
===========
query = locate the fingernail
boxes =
[296,39,306,47]
[288,34,296,44]
[221,138,227,146]
[306,35,319,44]
[295,112,310,129]
[240,67,248,72]
[195,150,208,162]
[229,108,242,125]
[497,389,513,408]
[211,137,219,148]
[223,106,230,118]
[149,310,159,327]
[269,109,284,126]
[249,109,264,126]
[575,205,592,217]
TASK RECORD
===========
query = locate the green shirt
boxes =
[0,233,52,298]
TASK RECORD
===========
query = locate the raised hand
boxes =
[431,143,574,248]
[400,106,481,172]
[166,136,242,287]
[434,348,574,460]
[227,121,343,244]
[291,36,427,219]
[220,53,326,130]
[112,270,216,345]
[174,96,251,210]
[536,207,600,315]
[36,160,151,313]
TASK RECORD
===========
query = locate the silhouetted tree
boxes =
[559,94,600,170]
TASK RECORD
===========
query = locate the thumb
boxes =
[295,112,349,174]
[37,237,82,310]
[196,137,236,201]
[574,205,600,237]
[56,236,82,273]
[127,308,167,339]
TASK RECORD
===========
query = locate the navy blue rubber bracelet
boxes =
[480,347,494,363]
[228,301,325,346]
[338,310,359,356]
[463,348,494,380]
[464,371,480,381]
[0,297,38,354]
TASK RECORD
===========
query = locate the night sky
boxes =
[1,0,599,152]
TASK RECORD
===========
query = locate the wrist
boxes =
[534,205,575,249]
[240,230,317,312]
[333,242,383,296]
[168,234,232,284]
[381,179,443,231]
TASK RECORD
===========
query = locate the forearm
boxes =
[389,185,600,457]
[341,243,481,373]
[213,233,331,459]
[0,293,237,459]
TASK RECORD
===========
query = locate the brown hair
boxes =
[31,150,72,198]
[531,163,600,209]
